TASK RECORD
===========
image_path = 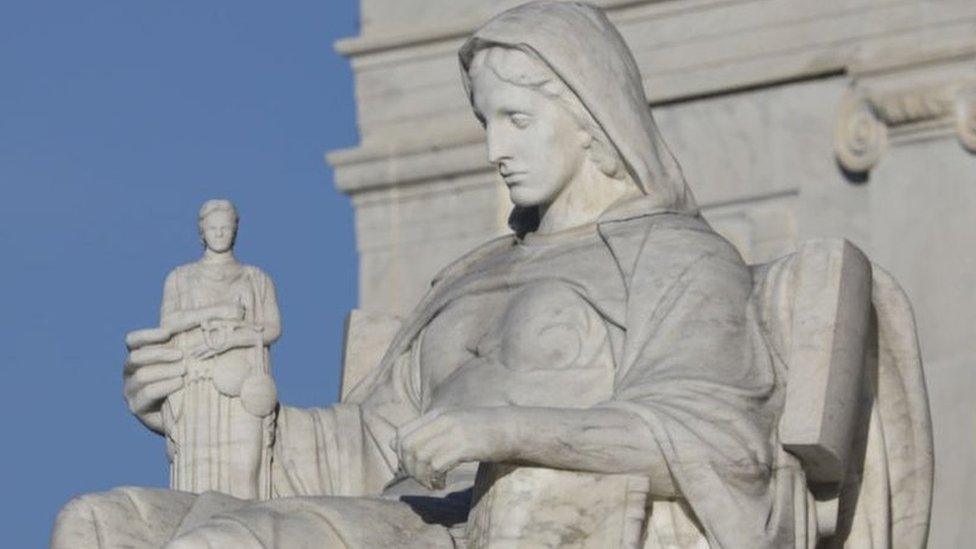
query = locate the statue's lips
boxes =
[501,172,528,185]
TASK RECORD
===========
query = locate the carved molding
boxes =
[834,93,889,174]
[835,76,976,173]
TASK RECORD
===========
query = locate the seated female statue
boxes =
[53,2,820,547]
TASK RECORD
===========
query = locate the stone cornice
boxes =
[335,0,672,57]
[330,2,976,194]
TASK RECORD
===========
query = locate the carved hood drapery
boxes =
[457,1,698,225]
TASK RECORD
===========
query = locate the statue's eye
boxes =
[509,113,532,129]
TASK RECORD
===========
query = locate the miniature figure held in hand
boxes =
[127,199,281,500]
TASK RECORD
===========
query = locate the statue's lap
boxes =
[53,487,456,549]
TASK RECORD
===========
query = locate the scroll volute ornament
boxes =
[834,94,888,174]
[835,76,976,173]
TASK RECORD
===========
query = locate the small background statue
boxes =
[129,199,281,500]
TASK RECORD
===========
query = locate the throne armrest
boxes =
[753,239,873,484]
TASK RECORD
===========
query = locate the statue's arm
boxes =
[394,405,676,497]
[196,271,281,355]
[159,270,241,333]
[273,349,423,497]
[502,406,675,494]
[255,271,281,345]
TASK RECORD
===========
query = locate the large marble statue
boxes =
[52,2,932,548]
[127,199,281,500]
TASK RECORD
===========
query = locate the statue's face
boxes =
[471,65,590,208]
[200,210,237,253]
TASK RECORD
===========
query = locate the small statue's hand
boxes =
[214,301,246,321]
[393,407,518,490]
[189,341,228,360]
[123,338,186,435]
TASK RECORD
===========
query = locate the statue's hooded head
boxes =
[459,1,697,232]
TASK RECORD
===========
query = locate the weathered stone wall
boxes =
[328,1,976,545]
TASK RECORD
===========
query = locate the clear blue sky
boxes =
[0,1,360,544]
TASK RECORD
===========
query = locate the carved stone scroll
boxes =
[834,50,976,172]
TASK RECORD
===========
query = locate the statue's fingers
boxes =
[426,470,447,491]
[400,415,454,460]
[406,451,437,491]
[400,426,454,490]
[398,444,419,485]
[127,362,186,389]
[125,327,174,350]
[415,454,447,491]
[429,444,465,483]
[139,411,165,434]
[126,346,183,372]
[128,377,183,415]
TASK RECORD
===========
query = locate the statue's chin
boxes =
[507,187,547,209]
[206,243,234,254]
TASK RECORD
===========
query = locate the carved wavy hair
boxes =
[467,46,633,183]
[197,199,239,240]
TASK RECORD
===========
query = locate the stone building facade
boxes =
[327,1,976,545]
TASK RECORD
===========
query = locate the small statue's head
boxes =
[197,199,239,253]
[466,46,633,209]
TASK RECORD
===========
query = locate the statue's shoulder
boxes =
[603,210,711,239]
[601,212,747,282]
[240,264,275,287]
[649,214,741,261]
[240,264,270,278]
[429,234,516,287]
[165,262,197,281]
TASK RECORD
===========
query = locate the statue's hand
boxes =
[189,341,227,361]
[123,330,186,435]
[214,301,246,322]
[393,407,519,490]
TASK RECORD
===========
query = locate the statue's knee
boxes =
[166,517,262,549]
[51,493,103,548]
[53,487,193,548]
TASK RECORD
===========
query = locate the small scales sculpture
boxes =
[126,199,281,499]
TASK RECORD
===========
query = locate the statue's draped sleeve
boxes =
[160,267,181,325]
[270,343,423,498]
[245,266,282,342]
[598,212,810,547]
[267,237,515,499]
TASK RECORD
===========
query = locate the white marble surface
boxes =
[54,2,937,547]
[127,200,282,500]
[332,2,975,544]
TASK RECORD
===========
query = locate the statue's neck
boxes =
[536,165,639,235]
[201,249,237,265]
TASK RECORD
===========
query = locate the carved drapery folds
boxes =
[834,50,976,173]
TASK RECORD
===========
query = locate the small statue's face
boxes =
[200,210,237,253]
[471,66,590,208]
